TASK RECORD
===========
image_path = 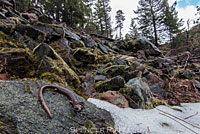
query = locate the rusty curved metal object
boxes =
[39,85,84,119]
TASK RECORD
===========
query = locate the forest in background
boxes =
[16,0,200,46]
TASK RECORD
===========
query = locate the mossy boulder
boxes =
[95,76,125,92]
[72,48,96,66]
[34,44,80,88]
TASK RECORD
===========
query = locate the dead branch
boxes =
[183,52,191,70]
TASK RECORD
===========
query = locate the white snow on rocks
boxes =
[88,98,200,134]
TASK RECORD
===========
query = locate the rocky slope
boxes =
[0,3,200,134]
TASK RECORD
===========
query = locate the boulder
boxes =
[125,78,153,109]
[192,79,200,91]
[33,43,55,59]
[103,65,129,77]
[98,43,108,54]
[73,48,96,66]
[65,29,81,41]
[0,50,34,78]
[95,76,125,92]
[124,71,138,82]
[145,72,166,97]
[97,91,129,108]
[81,73,95,96]
[14,24,46,42]
[80,35,96,48]
[135,37,161,56]
[94,75,107,81]
[49,38,72,64]
[0,81,116,134]
[34,45,80,88]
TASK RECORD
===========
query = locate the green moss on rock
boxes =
[145,98,170,109]
[40,72,66,85]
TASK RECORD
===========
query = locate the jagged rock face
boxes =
[0,81,115,134]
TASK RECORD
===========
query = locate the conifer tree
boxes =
[134,0,167,46]
[115,10,125,39]
[196,5,200,23]
[163,0,183,42]
[129,18,139,39]
[94,0,112,37]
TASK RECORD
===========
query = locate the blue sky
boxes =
[177,0,200,8]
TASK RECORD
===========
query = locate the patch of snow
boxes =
[88,98,200,134]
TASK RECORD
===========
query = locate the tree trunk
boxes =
[150,1,158,46]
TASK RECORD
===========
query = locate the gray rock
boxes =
[135,37,161,56]
[14,24,46,42]
[124,71,138,82]
[95,76,125,92]
[38,15,56,24]
[0,81,115,134]
[98,43,108,54]
[192,80,200,91]
[81,35,97,48]
[113,59,128,65]
[94,75,107,81]
[110,76,125,90]
[65,29,81,41]
[126,78,153,109]
[33,43,55,59]
[33,23,64,41]
[149,83,166,96]
[73,48,96,65]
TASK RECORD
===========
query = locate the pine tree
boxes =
[94,0,112,37]
[196,5,200,23]
[35,0,93,29]
[134,0,167,46]
[16,0,33,12]
[115,10,125,39]
[129,18,139,39]
[163,0,183,42]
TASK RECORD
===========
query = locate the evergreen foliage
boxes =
[129,18,139,39]
[196,5,200,23]
[134,0,167,46]
[134,0,183,45]
[16,0,94,29]
[93,0,112,37]
[163,0,184,42]
[115,10,125,39]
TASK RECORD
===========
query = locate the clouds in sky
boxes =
[110,0,199,36]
